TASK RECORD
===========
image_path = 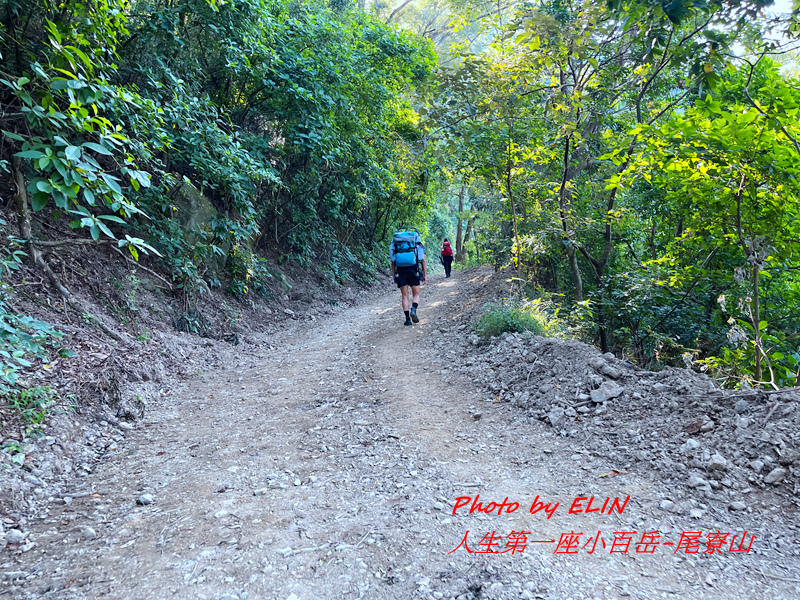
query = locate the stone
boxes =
[748,459,764,474]
[700,419,715,432]
[5,529,24,545]
[734,399,750,414]
[283,308,295,315]
[764,467,787,485]
[589,357,606,371]
[707,454,727,471]
[728,501,747,511]
[681,438,700,453]
[564,407,577,418]
[81,527,97,540]
[547,407,565,428]
[687,474,709,488]
[136,493,154,506]
[590,381,625,403]
[659,500,675,511]
[779,449,799,466]
[600,364,621,379]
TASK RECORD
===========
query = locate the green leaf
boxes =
[15,150,45,159]
[2,130,25,142]
[53,190,68,209]
[101,174,122,195]
[96,221,115,239]
[97,215,125,224]
[83,142,112,156]
[36,180,53,194]
[31,193,48,211]
[65,146,82,160]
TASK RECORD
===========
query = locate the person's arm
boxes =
[421,258,427,284]
[391,261,396,279]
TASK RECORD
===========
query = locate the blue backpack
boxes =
[393,228,421,269]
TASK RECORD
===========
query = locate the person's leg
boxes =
[401,286,411,311]
[410,284,421,322]
[411,285,421,305]
[400,285,412,325]
[445,257,452,277]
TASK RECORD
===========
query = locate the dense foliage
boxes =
[417,0,800,388]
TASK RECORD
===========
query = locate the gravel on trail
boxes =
[1,267,798,600]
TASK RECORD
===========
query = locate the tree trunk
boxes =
[455,180,465,259]
[650,220,657,260]
[506,127,521,283]
[566,245,583,303]
[457,208,473,263]
[752,264,762,382]
[459,210,474,260]
[557,136,584,302]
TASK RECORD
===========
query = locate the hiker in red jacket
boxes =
[441,239,454,278]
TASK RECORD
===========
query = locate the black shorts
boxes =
[395,266,421,288]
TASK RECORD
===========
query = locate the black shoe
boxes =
[404,317,412,326]
[410,308,419,323]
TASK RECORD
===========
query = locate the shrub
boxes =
[473,299,569,339]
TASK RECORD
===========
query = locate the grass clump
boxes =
[2,385,58,432]
[474,299,569,339]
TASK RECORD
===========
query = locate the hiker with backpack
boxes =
[390,227,427,326]
[441,238,454,278]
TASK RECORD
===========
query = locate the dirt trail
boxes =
[2,268,798,600]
